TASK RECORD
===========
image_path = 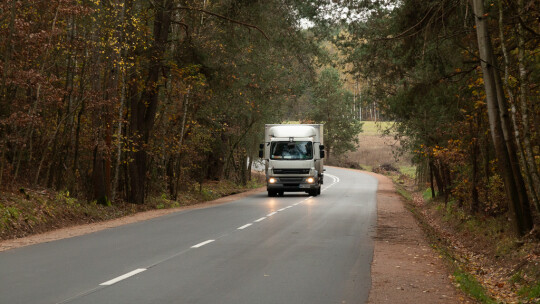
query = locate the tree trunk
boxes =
[14,4,60,184]
[112,69,126,201]
[429,160,435,199]
[1,0,17,102]
[517,0,540,212]
[247,156,253,182]
[498,1,539,211]
[471,0,533,235]
[128,0,173,204]
[112,0,130,202]
[430,160,444,197]
[0,144,5,188]
[92,144,109,205]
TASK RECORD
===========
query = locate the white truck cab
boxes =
[259,124,325,197]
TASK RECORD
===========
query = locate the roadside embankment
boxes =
[0,181,265,252]
[337,168,470,303]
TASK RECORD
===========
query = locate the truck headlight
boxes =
[306,177,315,183]
[269,177,277,184]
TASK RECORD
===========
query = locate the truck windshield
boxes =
[270,141,313,160]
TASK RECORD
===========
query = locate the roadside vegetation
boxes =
[0,177,264,240]
[324,1,539,302]
[0,1,362,205]
[388,172,540,304]
[343,121,539,303]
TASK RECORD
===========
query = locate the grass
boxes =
[399,165,416,178]
[339,121,413,172]
[453,270,497,304]
[518,280,540,300]
[393,182,413,201]
[1,177,265,241]
[422,187,434,201]
[389,176,500,304]
[0,189,132,240]
[361,121,395,135]
[395,174,540,304]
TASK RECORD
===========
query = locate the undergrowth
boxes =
[453,270,497,304]
[391,174,539,304]
[1,178,264,241]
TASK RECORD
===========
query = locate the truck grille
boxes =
[273,169,310,174]
[279,177,304,183]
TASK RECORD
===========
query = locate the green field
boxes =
[360,121,395,135]
[337,121,413,175]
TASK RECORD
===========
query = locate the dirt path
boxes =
[364,170,470,303]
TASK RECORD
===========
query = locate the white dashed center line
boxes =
[65,172,344,304]
[237,223,252,230]
[100,269,147,286]
[191,239,215,248]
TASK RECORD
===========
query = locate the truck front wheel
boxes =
[268,190,277,197]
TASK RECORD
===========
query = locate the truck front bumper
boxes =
[266,176,319,192]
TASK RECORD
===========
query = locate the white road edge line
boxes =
[285,206,292,209]
[277,208,285,212]
[100,268,147,286]
[267,212,277,216]
[191,239,215,248]
[254,217,266,222]
[237,223,252,230]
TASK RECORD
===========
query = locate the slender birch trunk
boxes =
[471,0,533,235]
[498,2,540,210]
[517,0,540,212]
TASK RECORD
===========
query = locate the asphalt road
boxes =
[0,167,378,304]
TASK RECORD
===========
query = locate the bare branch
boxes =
[173,6,269,40]
[374,6,435,41]
[171,20,190,38]
[517,15,540,37]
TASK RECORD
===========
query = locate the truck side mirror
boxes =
[320,150,325,158]
[319,145,325,159]
[259,143,264,158]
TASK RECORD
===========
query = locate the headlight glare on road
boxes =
[268,177,277,184]
[306,177,315,183]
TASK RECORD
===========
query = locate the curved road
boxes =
[0,167,378,304]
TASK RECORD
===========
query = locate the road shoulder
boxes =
[362,170,469,303]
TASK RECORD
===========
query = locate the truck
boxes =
[259,124,325,197]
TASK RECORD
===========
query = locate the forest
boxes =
[324,0,539,237]
[0,0,539,238]
[0,0,361,207]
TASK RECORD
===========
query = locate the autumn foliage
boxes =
[0,0,322,204]
[337,0,539,237]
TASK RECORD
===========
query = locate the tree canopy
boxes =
[330,0,539,235]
